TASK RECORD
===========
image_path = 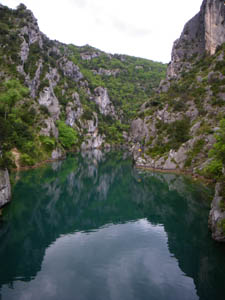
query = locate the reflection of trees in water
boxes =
[0,150,224,299]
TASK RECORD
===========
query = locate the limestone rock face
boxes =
[209,183,225,242]
[204,0,225,55]
[60,58,83,82]
[130,118,149,143]
[66,93,83,128]
[81,113,105,150]
[93,87,116,117]
[0,169,11,208]
[40,117,58,138]
[38,86,60,120]
[167,0,225,78]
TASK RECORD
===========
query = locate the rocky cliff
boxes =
[131,0,225,242]
[0,3,166,207]
[167,0,225,78]
[0,169,11,208]
[0,3,166,169]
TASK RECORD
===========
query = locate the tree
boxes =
[0,79,29,119]
[57,121,79,149]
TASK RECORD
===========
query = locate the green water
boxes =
[0,151,225,300]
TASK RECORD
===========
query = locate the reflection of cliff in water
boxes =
[0,150,224,299]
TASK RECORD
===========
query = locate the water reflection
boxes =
[0,151,225,300]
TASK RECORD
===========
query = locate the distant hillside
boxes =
[0,3,166,171]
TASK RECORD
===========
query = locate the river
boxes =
[0,151,225,300]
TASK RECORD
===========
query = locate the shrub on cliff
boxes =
[204,118,225,179]
[57,121,79,149]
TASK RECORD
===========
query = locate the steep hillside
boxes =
[131,0,225,242]
[0,3,166,174]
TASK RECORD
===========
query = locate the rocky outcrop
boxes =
[130,118,150,143]
[209,183,225,242]
[93,87,117,117]
[81,113,105,149]
[40,117,58,138]
[92,68,120,77]
[66,92,83,128]
[59,58,83,82]
[204,0,225,55]
[80,52,100,60]
[167,0,225,78]
[0,169,11,208]
[38,86,60,120]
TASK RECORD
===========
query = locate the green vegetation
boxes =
[204,119,225,179]
[146,118,190,157]
[185,139,205,167]
[57,121,79,149]
[68,44,167,121]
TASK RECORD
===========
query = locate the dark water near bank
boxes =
[0,151,225,300]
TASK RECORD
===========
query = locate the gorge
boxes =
[0,0,225,281]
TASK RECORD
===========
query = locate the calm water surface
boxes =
[0,151,225,300]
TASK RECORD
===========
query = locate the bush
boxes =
[40,136,55,151]
[210,119,225,164]
[204,159,223,179]
[20,153,35,166]
[57,121,78,149]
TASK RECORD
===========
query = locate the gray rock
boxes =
[130,118,149,143]
[209,183,225,242]
[93,87,116,117]
[66,93,83,127]
[60,58,83,82]
[0,169,11,208]
[51,148,62,160]
[38,86,60,120]
[167,0,225,78]
[40,117,58,138]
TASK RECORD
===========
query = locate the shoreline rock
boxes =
[0,169,11,208]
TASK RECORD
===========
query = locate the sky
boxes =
[1,0,203,63]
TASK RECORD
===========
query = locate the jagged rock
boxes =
[81,112,105,149]
[20,39,29,63]
[28,59,43,98]
[60,58,83,82]
[130,118,149,143]
[93,87,117,117]
[209,183,225,242]
[20,17,43,48]
[66,93,83,127]
[167,0,225,78]
[46,67,60,87]
[0,169,11,208]
[40,117,58,138]
[38,86,60,120]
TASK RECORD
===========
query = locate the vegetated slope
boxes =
[0,3,166,170]
[130,0,225,242]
